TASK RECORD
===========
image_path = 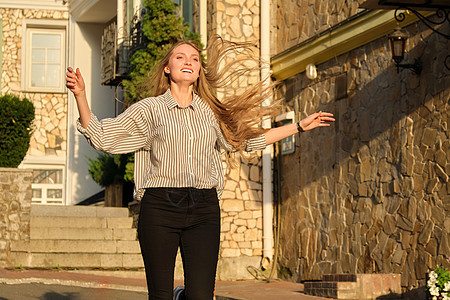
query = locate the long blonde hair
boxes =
[146,35,277,156]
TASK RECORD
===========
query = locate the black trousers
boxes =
[137,187,220,300]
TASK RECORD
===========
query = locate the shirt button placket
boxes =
[184,110,194,186]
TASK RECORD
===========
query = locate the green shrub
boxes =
[87,153,133,187]
[0,94,35,168]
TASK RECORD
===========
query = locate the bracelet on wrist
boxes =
[296,121,305,133]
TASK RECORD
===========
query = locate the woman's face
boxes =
[164,43,201,86]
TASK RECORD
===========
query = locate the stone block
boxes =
[249,165,260,182]
[418,220,434,245]
[422,128,437,147]
[427,178,439,194]
[221,221,231,232]
[435,163,448,183]
[438,231,450,256]
[236,226,246,233]
[117,241,141,254]
[435,149,447,168]
[100,254,122,268]
[234,219,246,226]
[240,248,252,256]
[244,199,261,210]
[238,211,252,219]
[244,228,258,241]
[224,179,238,191]
[222,190,236,199]
[430,206,445,225]
[122,254,144,268]
[222,199,244,212]
[220,248,240,258]
[113,228,137,241]
[397,216,413,232]
[231,233,244,242]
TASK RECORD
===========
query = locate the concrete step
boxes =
[31,205,129,218]
[8,252,144,269]
[11,240,141,254]
[31,216,133,229]
[30,227,137,241]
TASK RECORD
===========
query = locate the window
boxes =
[31,168,64,205]
[172,0,193,31]
[22,21,66,93]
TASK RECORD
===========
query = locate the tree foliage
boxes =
[87,153,133,187]
[89,0,200,187]
[122,0,200,104]
[0,94,35,168]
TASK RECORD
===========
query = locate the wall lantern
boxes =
[388,26,422,74]
[305,63,317,79]
[361,1,450,70]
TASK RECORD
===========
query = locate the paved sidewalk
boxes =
[0,268,329,300]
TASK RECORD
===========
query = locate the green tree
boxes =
[107,0,200,187]
[123,0,200,104]
[0,94,35,168]
[87,153,133,187]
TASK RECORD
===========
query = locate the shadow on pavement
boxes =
[39,292,80,300]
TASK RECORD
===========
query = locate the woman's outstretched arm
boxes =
[264,111,335,145]
[66,67,91,128]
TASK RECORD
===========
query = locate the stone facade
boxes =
[209,0,265,272]
[0,8,69,158]
[275,0,366,53]
[275,12,449,297]
[221,157,264,258]
[0,168,32,267]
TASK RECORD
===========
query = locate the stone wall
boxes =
[275,16,449,296]
[221,156,264,258]
[212,0,265,275]
[0,168,32,267]
[0,8,69,158]
[275,0,366,53]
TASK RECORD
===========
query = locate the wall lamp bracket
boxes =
[395,58,422,74]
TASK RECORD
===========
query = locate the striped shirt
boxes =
[77,88,267,200]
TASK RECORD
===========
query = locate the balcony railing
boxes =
[100,8,146,86]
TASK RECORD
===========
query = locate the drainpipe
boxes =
[199,0,207,47]
[260,0,273,267]
[117,0,124,46]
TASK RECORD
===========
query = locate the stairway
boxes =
[8,205,144,272]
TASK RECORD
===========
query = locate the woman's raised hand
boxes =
[66,67,85,97]
[65,67,91,127]
[300,111,335,131]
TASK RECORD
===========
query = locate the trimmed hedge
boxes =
[0,94,35,168]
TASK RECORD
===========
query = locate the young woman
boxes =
[66,36,334,300]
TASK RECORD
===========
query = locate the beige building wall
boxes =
[275,0,366,53]
[206,0,269,279]
[1,8,69,158]
[0,0,117,205]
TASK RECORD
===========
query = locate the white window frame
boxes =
[21,19,67,93]
[20,156,66,205]
[30,165,65,205]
